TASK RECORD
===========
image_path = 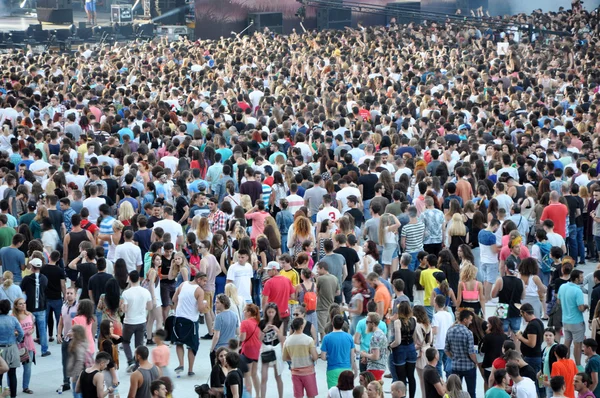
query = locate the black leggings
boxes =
[0,367,17,398]
[395,362,416,398]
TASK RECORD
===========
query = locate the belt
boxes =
[0,344,11,347]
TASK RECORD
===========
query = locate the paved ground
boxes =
[22,259,598,398]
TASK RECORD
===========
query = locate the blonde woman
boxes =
[457,262,486,317]
[448,213,469,262]
[225,283,245,322]
[29,205,48,239]
[378,213,401,278]
[196,217,213,243]
[117,202,135,227]
[99,220,124,263]
[287,216,314,257]
[170,252,190,287]
[189,215,202,243]
[12,298,35,394]
[240,195,253,212]
[0,271,25,307]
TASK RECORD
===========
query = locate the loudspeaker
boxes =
[247,12,283,35]
[155,0,185,24]
[385,2,421,25]
[37,8,73,23]
[316,7,352,30]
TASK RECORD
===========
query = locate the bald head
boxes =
[550,191,560,203]
[391,381,406,398]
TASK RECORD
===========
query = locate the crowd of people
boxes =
[0,1,598,398]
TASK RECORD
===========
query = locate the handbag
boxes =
[261,349,277,363]
[18,344,29,363]
[494,277,518,320]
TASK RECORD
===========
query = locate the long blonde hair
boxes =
[12,297,29,317]
[196,217,211,241]
[3,271,14,289]
[460,263,478,282]
[378,214,395,244]
[448,213,467,236]
[225,283,241,307]
[68,325,87,353]
[118,201,135,222]
[171,252,189,275]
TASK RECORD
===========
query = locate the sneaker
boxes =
[41,351,51,357]
[126,363,136,373]
[174,366,184,374]
[188,371,195,376]
[146,339,156,346]
[201,333,213,340]
[62,384,70,392]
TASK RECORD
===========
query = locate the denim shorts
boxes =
[503,316,521,333]
[481,262,499,284]
[392,343,417,366]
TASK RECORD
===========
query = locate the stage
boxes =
[0,10,112,31]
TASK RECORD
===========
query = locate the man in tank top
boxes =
[75,351,112,398]
[63,214,94,282]
[128,346,161,398]
[172,272,208,376]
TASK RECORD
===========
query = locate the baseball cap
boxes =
[520,303,535,314]
[27,201,36,210]
[30,258,43,268]
[265,261,280,270]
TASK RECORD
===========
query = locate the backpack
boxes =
[535,241,553,273]
[302,282,317,313]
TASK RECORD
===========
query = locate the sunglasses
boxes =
[293,313,301,317]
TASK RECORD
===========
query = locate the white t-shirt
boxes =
[546,232,565,249]
[226,263,253,303]
[82,197,106,224]
[337,186,361,213]
[161,156,179,174]
[316,206,341,228]
[114,242,143,272]
[431,310,453,350]
[328,387,353,398]
[122,285,151,325]
[513,377,537,398]
[153,219,183,245]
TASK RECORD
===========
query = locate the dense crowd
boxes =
[0,2,598,398]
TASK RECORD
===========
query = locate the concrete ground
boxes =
[23,259,598,398]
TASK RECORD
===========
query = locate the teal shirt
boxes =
[355,319,387,352]
[585,354,600,398]
[557,281,585,324]
[485,387,510,398]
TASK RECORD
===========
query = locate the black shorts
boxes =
[160,281,176,307]
[171,317,199,355]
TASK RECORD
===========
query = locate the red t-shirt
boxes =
[80,219,99,235]
[262,275,295,318]
[240,318,261,360]
[540,203,569,238]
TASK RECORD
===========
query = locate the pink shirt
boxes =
[245,211,270,242]
[72,315,96,356]
[17,314,35,352]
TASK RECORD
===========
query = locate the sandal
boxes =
[23,389,33,394]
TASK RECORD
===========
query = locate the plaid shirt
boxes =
[444,323,475,372]
[208,210,227,234]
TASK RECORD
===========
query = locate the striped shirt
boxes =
[261,184,272,210]
[400,221,425,253]
[99,216,115,256]
[286,194,304,215]
[282,333,315,376]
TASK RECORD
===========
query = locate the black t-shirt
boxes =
[21,272,48,312]
[358,174,378,200]
[77,262,98,300]
[48,209,64,235]
[334,247,360,281]
[133,229,153,259]
[102,178,119,203]
[40,264,66,300]
[391,268,416,303]
[116,185,140,200]
[240,181,263,205]
[345,208,364,228]
[210,365,226,388]
[174,196,188,223]
[519,364,537,382]
[88,272,114,306]
[161,255,173,282]
[423,364,443,398]
[225,369,244,398]
[565,195,584,227]
[521,318,544,358]
[147,216,162,229]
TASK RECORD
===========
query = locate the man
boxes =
[432,294,453,378]
[0,214,15,248]
[391,381,407,398]
[57,286,78,393]
[385,190,404,217]
[506,362,537,398]
[115,230,143,272]
[574,372,595,398]
[226,249,253,303]
[358,312,388,381]
[514,303,543,372]
[282,317,319,398]
[66,245,97,301]
[542,219,567,251]
[97,204,115,255]
[199,240,221,340]
[583,338,600,398]
[127,346,161,398]
[391,253,416,303]
[337,177,362,214]
[209,294,239,365]
[21,257,51,356]
[304,176,327,222]
[445,309,477,398]
[87,258,114,332]
[76,352,112,397]
[207,197,227,235]
[354,301,388,373]
[420,254,441,319]
[82,184,105,223]
[541,191,569,238]
[172,272,208,375]
[262,261,295,330]
[121,270,153,371]
[508,204,530,241]
[60,198,77,234]
[333,234,360,304]
[320,314,357,389]
[401,206,425,271]
[550,344,578,398]
[420,196,445,255]
[153,207,184,247]
[316,193,341,229]
[41,250,66,343]
[0,233,25,283]
[150,380,168,398]
[479,218,501,300]
[285,183,305,215]
[212,165,235,203]
[172,185,190,226]
[549,376,568,398]
[344,195,365,228]
[320,239,347,304]
[557,269,588,366]
[423,348,446,398]
[239,167,263,205]
[367,272,391,318]
[315,262,339,339]
[358,162,378,220]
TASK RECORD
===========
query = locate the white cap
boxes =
[265,261,280,271]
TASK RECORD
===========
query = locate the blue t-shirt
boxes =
[355,319,388,353]
[216,148,233,162]
[0,247,25,283]
[321,331,355,371]
[214,309,239,349]
[557,281,585,324]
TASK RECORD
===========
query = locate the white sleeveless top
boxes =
[524,275,538,299]
[175,281,200,322]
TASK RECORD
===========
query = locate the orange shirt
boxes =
[374,284,391,317]
[456,179,473,204]
[551,358,578,398]
[151,344,170,367]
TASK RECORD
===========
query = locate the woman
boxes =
[255,236,275,306]
[212,233,228,298]
[457,262,486,317]
[414,305,432,397]
[366,381,384,398]
[239,304,261,398]
[100,221,124,263]
[196,217,213,243]
[72,299,97,358]
[259,303,285,398]
[269,171,287,216]
[438,249,460,297]
[67,325,88,398]
[170,252,190,288]
[113,259,129,291]
[0,299,24,398]
[97,320,121,398]
[360,312,387,381]
[430,272,458,310]
[446,374,471,398]
[390,301,417,398]
[224,283,245,323]
[296,268,318,330]
[209,347,229,397]
[263,217,281,254]
[41,218,60,252]
[29,205,48,239]
[448,213,469,263]
[470,211,485,270]
[343,273,370,335]
[485,368,510,398]
[12,298,35,394]
[480,316,508,390]
[541,327,558,398]
[353,386,368,398]
[292,305,318,343]
[362,240,379,275]
[287,216,314,257]
[117,202,135,227]
[223,181,242,208]
[97,279,123,337]
[378,213,401,277]
[316,220,333,262]
[142,267,162,345]
[0,272,25,308]
[328,369,354,398]
[518,257,547,319]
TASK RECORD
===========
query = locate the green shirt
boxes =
[19,213,35,227]
[485,387,510,398]
[585,353,600,398]
[0,226,15,248]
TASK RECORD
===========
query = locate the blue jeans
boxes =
[363,199,372,221]
[595,236,600,258]
[46,299,62,338]
[539,271,551,288]
[503,317,521,333]
[524,356,542,394]
[409,251,419,271]
[95,309,102,337]
[72,381,82,398]
[310,214,317,223]
[281,234,288,254]
[435,349,452,378]
[568,224,578,259]
[33,310,48,354]
[22,351,33,389]
[452,367,476,398]
[425,306,433,321]
[576,226,585,263]
[388,352,399,381]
